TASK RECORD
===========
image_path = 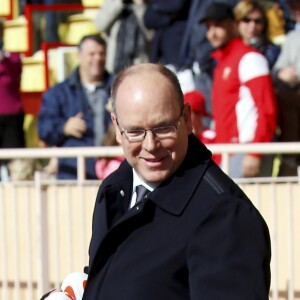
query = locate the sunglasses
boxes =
[241,17,264,25]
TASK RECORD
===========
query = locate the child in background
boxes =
[95,123,124,180]
[95,101,124,180]
[184,90,215,144]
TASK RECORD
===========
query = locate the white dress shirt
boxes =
[129,168,159,209]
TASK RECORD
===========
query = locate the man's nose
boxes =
[142,130,160,151]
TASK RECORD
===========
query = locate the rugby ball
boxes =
[61,272,88,300]
[47,292,71,300]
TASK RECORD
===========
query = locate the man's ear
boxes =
[183,104,193,134]
[111,113,122,144]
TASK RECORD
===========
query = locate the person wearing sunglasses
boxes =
[234,0,281,69]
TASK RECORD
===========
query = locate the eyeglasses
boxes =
[116,106,185,143]
[241,17,264,25]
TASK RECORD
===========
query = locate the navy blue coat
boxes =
[83,134,271,299]
[144,0,191,66]
[38,68,113,179]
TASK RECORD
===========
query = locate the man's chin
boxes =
[138,169,169,185]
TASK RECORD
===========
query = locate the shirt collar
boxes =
[132,168,158,194]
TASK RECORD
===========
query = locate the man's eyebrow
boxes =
[123,118,176,131]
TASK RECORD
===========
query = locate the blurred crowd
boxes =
[0,0,300,180]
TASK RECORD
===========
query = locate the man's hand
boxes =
[242,155,261,177]
[278,66,299,86]
[63,112,87,138]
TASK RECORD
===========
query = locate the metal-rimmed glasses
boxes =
[116,106,185,143]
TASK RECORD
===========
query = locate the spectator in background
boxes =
[234,0,281,69]
[95,101,124,180]
[38,34,113,179]
[183,90,215,144]
[95,123,124,180]
[272,0,300,176]
[265,0,286,45]
[144,0,191,67]
[202,2,277,178]
[0,19,25,181]
[94,0,152,74]
[179,0,239,128]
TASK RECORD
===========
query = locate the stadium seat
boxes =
[82,0,103,8]
[0,0,10,17]
[3,16,28,52]
[63,10,99,45]
[21,50,45,92]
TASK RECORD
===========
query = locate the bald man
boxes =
[44,63,271,300]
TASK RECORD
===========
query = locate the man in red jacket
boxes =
[202,2,277,178]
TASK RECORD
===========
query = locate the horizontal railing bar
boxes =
[0,146,124,159]
[0,142,300,160]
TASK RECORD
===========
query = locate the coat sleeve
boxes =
[94,0,124,32]
[272,32,293,72]
[245,75,277,143]
[144,0,187,29]
[37,87,68,146]
[187,196,271,300]
[239,52,277,143]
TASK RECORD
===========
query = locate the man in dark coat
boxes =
[44,63,271,299]
[84,63,271,299]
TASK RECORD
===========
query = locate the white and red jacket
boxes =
[211,38,277,147]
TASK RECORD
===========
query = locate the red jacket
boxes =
[211,38,277,145]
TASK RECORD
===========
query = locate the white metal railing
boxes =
[0,142,300,179]
[0,143,300,300]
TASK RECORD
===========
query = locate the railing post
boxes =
[77,155,85,183]
[35,171,49,297]
[221,152,230,175]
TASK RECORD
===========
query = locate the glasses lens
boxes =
[125,130,145,141]
[153,126,177,138]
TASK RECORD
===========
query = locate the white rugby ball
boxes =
[47,292,71,300]
[61,272,88,300]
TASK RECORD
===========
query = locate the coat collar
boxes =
[211,37,243,61]
[100,134,212,217]
[67,67,113,88]
[151,134,211,215]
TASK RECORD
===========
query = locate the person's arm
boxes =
[37,88,87,146]
[272,33,299,86]
[240,53,277,144]
[239,53,277,176]
[187,195,271,299]
[131,1,153,41]
[273,33,292,74]
[94,0,125,32]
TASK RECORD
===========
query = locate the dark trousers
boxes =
[0,114,25,148]
[276,89,300,176]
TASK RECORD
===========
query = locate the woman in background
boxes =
[234,0,281,69]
